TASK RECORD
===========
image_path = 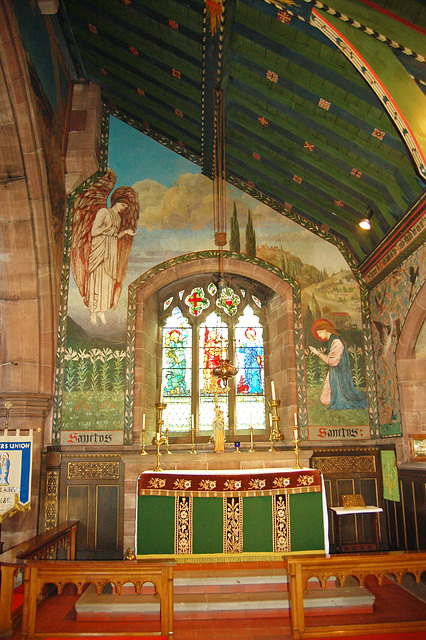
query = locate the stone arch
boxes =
[395,281,426,461]
[126,252,302,445]
[0,2,58,544]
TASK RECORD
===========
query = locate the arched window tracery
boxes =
[160,277,267,438]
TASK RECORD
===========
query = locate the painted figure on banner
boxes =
[71,168,140,325]
[309,319,367,410]
[0,452,10,485]
[213,403,225,453]
[238,327,263,394]
[164,329,188,396]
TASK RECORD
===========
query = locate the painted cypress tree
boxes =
[229,202,240,252]
[280,245,288,273]
[245,209,256,257]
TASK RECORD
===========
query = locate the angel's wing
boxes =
[111,185,140,309]
[71,169,117,306]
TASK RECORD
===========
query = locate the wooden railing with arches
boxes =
[0,520,78,636]
[288,551,426,638]
[21,559,175,638]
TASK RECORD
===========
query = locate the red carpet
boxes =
[43,637,166,639]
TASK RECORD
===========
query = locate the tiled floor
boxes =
[11,561,426,640]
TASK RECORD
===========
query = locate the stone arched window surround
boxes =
[124,251,303,445]
[395,281,426,460]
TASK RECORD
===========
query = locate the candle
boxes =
[191,414,195,431]
[142,414,146,431]
[294,427,299,440]
[271,381,276,400]
[156,431,161,442]
[294,412,298,426]
[269,413,273,427]
[160,382,164,403]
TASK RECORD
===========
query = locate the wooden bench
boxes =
[0,520,78,636]
[21,559,175,638]
[287,551,426,638]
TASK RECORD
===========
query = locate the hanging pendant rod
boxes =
[213,86,226,278]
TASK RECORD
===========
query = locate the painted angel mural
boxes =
[71,168,140,325]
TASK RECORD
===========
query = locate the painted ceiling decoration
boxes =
[56,0,426,266]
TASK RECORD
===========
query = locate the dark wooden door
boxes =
[59,456,123,559]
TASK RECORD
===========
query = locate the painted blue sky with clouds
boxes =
[109,116,200,189]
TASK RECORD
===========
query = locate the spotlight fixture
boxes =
[359,207,374,230]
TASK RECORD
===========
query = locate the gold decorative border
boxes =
[223,496,243,554]
[67,461,120,479]
[272,494,290,553]
[44,468,60,531]
[175,495,193,555]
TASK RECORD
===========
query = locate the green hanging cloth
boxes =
[381,450,400,502]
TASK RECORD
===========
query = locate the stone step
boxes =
[75,569,374,621]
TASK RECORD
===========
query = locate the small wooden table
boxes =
[330,506,383,552]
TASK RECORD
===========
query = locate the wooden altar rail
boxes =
[21,559,175,639]
[287,551,426,639]
[0,520,78,636]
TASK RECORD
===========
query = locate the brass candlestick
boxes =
[165,428,172,454]
[292,431,302,469]
[249,425,255,453]
[268,417,275,452]
[152,402,167,444]
[154,433,165,472]
[268,399,284,441]
[190,423,197,454]
[140,425,148,455]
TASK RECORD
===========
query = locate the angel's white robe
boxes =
[87,206,120,314]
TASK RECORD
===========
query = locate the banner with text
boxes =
[0,432,33,522]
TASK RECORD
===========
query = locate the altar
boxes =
[136,468,329,559]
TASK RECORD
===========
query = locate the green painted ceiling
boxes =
[57,0,426,266]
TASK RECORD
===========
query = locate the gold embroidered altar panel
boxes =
[138,468,322,497]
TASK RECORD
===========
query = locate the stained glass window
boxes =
[160,279,266,437]
[162,307,192,431]
[235,307,265,430]
[216,286,240,315]
[163,296,173,311]
[185,287,210,316]
[199,312,228,431]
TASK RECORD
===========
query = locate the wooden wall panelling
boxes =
[386,468,426,551]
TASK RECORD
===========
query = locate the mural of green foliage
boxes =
[62,347,126,431]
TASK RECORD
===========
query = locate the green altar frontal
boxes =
[137,468,328,559]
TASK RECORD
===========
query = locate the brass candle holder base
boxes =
[293,436,302,469]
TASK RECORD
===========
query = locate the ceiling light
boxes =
[359,207,374,230]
